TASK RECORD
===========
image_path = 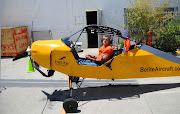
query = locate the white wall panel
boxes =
[1,0,179,48]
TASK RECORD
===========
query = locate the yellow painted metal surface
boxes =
[177,51,180,54]
[31,39,71,69]
[110,48,180,79]
[51,48,180,79]
[31,39,180,79]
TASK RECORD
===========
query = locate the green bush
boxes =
[153,19,180,52]
[114,41,124,49]
[126,0,175,43]
[119,41,124,48]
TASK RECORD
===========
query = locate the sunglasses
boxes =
[102,38,109,41]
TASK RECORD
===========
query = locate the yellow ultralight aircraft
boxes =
[30,26,180,113]
[177,50,180,54]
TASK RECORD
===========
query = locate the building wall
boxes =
[1,0,180,48]
[0,0,2,76]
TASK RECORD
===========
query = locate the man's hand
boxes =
[85,54,97,62]
[85,54,90,59]
[85,54,96,59]
[85,53,109,63]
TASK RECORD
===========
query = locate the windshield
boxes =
[61,29,84,47]
[61,37,71,47]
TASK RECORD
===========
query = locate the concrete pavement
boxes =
[0,48,180,114]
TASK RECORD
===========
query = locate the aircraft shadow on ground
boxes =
[42,83,180,102]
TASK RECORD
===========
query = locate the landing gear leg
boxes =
[63,77,78,113]
[69,76,80,83]
[63,76,85,113]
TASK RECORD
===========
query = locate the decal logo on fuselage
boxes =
[140,66,180,72]
[55,57,68,66]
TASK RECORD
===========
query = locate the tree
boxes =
[126,0,177,43]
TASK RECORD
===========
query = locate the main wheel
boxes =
[69,76,79,82]
[63,98,78,113]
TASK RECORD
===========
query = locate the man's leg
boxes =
[77,59,98,66]
[82,61,98,66]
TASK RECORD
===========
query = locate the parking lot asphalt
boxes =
[0,48,180,114]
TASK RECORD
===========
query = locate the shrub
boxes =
[153,19,180,52]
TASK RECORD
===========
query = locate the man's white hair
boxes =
[103,35,111,39]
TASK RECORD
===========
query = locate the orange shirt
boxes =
[97,45,113,63]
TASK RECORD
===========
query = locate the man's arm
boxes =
[85,54,97,59]
[100,53,109,63]
[85,55,96,61]
[85,53,109,63]
[94,53,109,63]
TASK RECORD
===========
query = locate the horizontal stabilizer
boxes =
[139,45,180,64]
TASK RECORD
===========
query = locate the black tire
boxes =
[47,70,55,77]
[69,76,79,82]
[63,98,78,113]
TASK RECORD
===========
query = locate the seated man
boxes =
[77,35,113,66]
